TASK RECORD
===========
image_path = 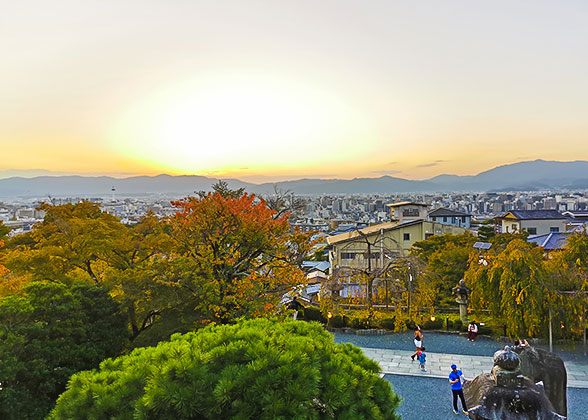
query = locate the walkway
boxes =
[360,347,588,389]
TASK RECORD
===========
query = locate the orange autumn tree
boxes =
[168,182,311,325]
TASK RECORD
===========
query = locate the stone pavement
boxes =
[360,347,588,389]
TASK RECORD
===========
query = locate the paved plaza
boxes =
[334,331,588,419]
[360,347,588,389]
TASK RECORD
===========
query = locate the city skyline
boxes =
[2,1,588,182]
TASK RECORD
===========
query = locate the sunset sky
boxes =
[1,1,587,182]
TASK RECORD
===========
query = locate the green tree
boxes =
[0,282,127,420]
[411,233,476,304]
[543,233,588,338]
[0,221,9,240]
[477,219,496,242]
[465,238,547,337]
[3,201,123,285]
[3,203,175,343]
[48,318,401,420]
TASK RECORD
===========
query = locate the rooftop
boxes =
[326,220,423,245]
[386,201,428,208]
[428,208,471,217]
[500,210,565,220]
[527,232,572,250]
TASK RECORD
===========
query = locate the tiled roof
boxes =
[501,210,565,220]
[428,208,471,217]
[527,232,572,250]
[326,220,423,245]
[386,201,427,207]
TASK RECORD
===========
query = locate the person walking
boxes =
[449,364,468,415]
[418,347,427,372]
[467,321,478,341]
[411,326,423,361]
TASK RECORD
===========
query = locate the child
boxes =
[418,347,427,372]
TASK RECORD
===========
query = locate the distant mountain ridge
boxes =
[1,160,588,198]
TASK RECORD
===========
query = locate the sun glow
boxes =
[110,73,367,176]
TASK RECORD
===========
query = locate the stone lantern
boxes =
[452,279,471,323]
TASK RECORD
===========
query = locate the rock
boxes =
[468,385,566,420]
[464,346,567,420]
[463,373,494,410]
[512,346,567,417]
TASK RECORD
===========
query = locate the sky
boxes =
[1,0,587,182]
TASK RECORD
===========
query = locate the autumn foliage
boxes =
[169,190,309,325]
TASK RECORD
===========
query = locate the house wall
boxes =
[329,221,468,272]
[430,215,471,228]
[389,205,427,223]
[520,219,566,235]
[501,218,566,235]
[501,218,520,233]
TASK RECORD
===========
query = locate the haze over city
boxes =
[2,0,587,182]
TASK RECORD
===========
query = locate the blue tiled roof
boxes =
[527,232,572,250]
[505,210,565,220]
[301,261,330,272]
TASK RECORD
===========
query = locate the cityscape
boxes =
[1,1,588,419]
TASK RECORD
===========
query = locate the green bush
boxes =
[453,320,463,331]
[303,306,325,323]
[423,319,444,330]
[478,325,493,336]
[328,314,347,328]
[49,319,401,420]
[349,314,375,329]
[379,317,396,330]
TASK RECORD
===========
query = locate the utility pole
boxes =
[549,308,553,353]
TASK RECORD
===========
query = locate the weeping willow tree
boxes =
[465,238,547,337]
[466,235,588,340]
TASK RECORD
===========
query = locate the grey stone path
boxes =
[360,347,588,389]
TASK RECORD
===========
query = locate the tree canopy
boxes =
[0,282,127,420]
[48,318,401,420]
[167,190,310,325]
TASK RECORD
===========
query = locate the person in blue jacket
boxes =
[418,347,427,372]
[449,364,468,415]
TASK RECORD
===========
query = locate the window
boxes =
[527,227,537,235]
[403,233,410,241]
[425,233,434,239]
[443,217,447,222]
[402,208,420,217]
[363,252,380,259]
[550,227,560,233]
[341,252,355,260]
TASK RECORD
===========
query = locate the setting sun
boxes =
[109,72,368,176]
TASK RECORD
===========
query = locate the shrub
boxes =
[328,314,347,328]
[453,320,463,331]
[49,319,401,420]
[303,306,325,323]
[478,325,493,336]
[423,319,444,330]
[379,316,396,331]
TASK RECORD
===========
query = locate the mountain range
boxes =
[1,160,588,198]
